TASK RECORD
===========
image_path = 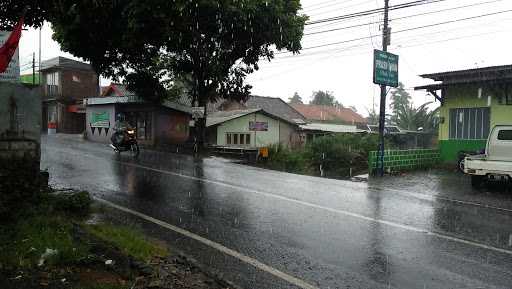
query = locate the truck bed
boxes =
[465,154,512,176]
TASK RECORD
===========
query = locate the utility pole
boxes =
[377,0,390,176]
[32,52,35,85]
[38,27,41,85]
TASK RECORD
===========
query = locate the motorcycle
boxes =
[110,129,140,157]
[457,149,484,172]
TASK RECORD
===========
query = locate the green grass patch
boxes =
[0,215,89,269]
[86,223,168,262]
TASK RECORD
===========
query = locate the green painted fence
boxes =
[369,149,440,173]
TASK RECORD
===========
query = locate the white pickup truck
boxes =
[464,125,512,187]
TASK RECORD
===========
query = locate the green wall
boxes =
[439,84,512,162]
[439,139,486,162]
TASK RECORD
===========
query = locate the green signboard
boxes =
[91,111,110,128]
[373,49,399,87]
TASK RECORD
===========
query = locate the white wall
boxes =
[215,112,296,147]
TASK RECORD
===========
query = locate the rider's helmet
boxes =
[116,113,125,122]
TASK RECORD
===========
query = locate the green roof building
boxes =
[416,65,512,163]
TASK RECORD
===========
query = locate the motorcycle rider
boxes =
[111,113,133,147]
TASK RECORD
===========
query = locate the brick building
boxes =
[41,57,99,134]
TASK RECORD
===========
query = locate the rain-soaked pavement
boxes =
[41,134,512,289]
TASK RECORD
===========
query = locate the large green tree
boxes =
[389,82,412,125]
[288,92,303,104]
[2,1,307,147]
[310,90,341,107]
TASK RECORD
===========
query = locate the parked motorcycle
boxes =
[110,129,140,157]
[457,149,484,172]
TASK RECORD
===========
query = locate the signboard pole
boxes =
[377,0,390,177]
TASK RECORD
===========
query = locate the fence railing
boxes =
[368,149,440,173]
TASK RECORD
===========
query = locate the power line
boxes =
[271,17,512,65]
[306,0,376,18]
[306,0,449,26]
[304,0,507,36]
[254,27,512,83]
[284,9,512,53]
[301,0,341,10]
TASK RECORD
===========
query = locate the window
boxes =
[226,133,251,146]
[46,72,59,85]
[46,72,59,95]
[449,108,490,140]
[72,75,80,82]
[497,130,512,141]
[125,111,152,140]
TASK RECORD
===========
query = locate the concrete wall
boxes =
[0,83,41,163]
[438,84,512,162]
[86,104,116,143]
[215,112,297,147]
[0,83,41,142]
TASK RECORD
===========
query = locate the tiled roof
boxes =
[206,109,261,127]
[246,96,306,124]
[291,104,367,124]
[102,83,136,97]
[208,95,306,124]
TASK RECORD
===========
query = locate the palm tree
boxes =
[395,102,439,133]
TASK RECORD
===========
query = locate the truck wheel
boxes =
[471,175,484,188]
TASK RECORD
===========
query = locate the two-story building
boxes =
[41,57,99,134]
[415,65,512,163]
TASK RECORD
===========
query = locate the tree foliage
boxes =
[309,90,341,107]
[1,1,307,145]
[2,1,306,104]
[395,102,439,133]
[389,82,411,124]
[288,92,303,104]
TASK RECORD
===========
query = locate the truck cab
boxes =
[464,125,512,187]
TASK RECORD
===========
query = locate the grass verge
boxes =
[86,223,168,262]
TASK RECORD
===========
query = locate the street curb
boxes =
[171,249,243,289]
[94,201,243,289]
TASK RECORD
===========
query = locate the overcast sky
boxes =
[18,0,512,116]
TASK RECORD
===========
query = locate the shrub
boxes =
[265,144,309,174]
[50,190,93,216]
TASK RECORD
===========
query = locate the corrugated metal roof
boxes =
[300,123,364,133]
[420,64,512,81]
[85,96,191,114]
[40,56,94,71]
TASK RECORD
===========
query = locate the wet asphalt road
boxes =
[42,135,512,289]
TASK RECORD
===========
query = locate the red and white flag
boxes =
[0,16,24,73]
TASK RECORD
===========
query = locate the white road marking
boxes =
[46,145,512,255]
[368,185,512,214]
[112,161,512,256]
[47,144,512,214]
[94,197,319,289]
